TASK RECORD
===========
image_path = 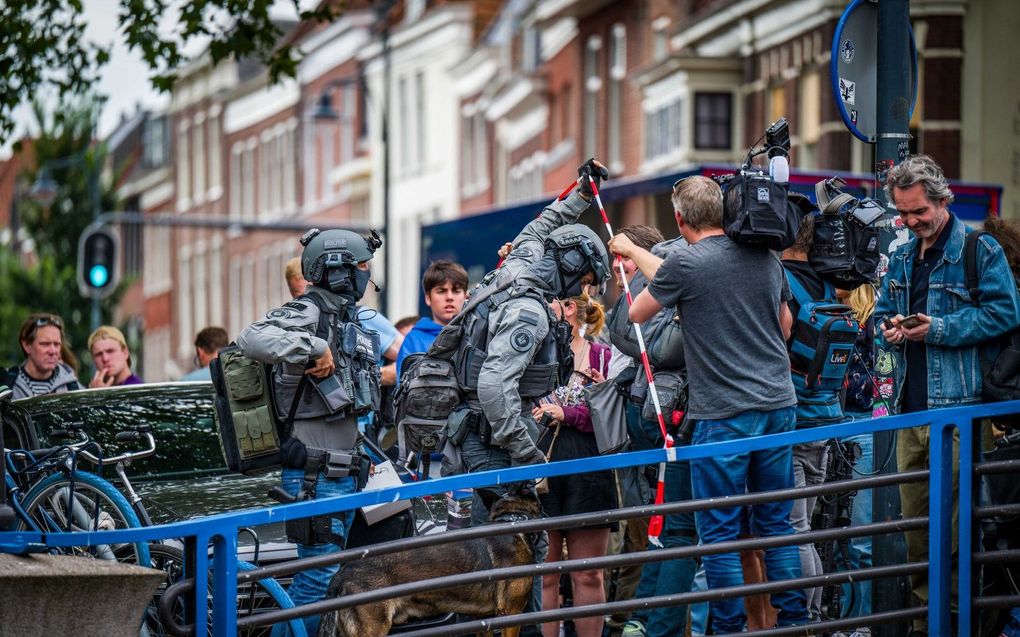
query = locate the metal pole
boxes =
[379,1,393,318]
[871,3,913,634]
[90,157,102,333]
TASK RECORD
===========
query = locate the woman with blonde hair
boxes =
[531,292,615,637]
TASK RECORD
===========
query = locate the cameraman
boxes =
[610,175,807,633]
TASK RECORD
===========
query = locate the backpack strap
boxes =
[279,293,335,440]
[963,230,986,308]
[785,268,812,306]
[425,276,516,357]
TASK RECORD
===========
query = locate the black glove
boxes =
[578,158,609,197]
[511,445,547,467]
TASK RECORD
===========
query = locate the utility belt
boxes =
[276,438,370,546]
[447,405,492,446]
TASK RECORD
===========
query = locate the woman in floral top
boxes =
[531,292,614,637]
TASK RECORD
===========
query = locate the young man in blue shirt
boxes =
[395,260,469,379]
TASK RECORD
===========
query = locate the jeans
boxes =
[689,566,709,636]
[459,430,545,636]
[272,468,357,637]
[840,423,874,620]
[691,406,808,633]
[627,412,698,637]
[791,438,829,621]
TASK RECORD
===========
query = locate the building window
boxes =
[608,24,626,171]
[242,142,255,220]
[652,17,670,61]
[229,144,242,220]
[398,76,410,171]
[340,84,355,163]
[769,85,787,123]
[193,245,207,333]
[192,117,205,202]
[584,36,602,159]
[284,124,297,210]
[178,249,192,356]
[694,92,732,150]
[208,114,222,194]
[522,26,540,73]
[177,122,190,206]
[318,125,334,202]
[229,260,242,337]
[415,70,426,169]
[259,134,271,217]
[474,111,487,186]
[142,116,168,168]
[210,238,223,326]
[644,98,684,160]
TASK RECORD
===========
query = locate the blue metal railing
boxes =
[3,400,1019,636]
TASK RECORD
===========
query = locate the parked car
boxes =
[5,382,438,536]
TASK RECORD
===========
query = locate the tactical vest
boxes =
[271,295,381,424]
[456,277,568,399]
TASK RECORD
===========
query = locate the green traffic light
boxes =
[89,265,109,287]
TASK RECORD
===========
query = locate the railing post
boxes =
[192,533,211,637]
[928,417,955,636]
[958,415,976,637]
[211,532,239,636]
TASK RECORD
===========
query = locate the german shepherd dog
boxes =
[317,481,542,637]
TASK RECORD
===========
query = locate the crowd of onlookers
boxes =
[4,152,1020,637]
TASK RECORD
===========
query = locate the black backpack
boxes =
[809,177,882,288]
[391,277,516,462]
[962,229,1020,402]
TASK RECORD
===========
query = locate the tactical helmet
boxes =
[299,228,382,299]
[544,225,611,297]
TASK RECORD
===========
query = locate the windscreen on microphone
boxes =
[369,279,381,293]
[769,155,790,184]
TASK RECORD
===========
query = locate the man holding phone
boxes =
[876,155,1020,637]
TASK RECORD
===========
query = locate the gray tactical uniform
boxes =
[236,286,360,453]
[465,190,591,461]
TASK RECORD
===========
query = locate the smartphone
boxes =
[882,317,894,330]
[899,314,924,329]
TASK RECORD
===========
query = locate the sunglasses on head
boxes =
[34,316,63,329]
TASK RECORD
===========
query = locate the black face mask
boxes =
[324,265,370,301]
[555,247,593,298]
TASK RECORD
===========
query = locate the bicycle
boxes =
[1,388,307,637]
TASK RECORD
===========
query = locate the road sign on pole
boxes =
[831,0,918,143]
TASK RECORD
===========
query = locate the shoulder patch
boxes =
[519,309,540,326]
[282,301,309,311]
[267,308,295,320]
[510,327,535,352]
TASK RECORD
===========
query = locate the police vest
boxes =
[270,294,382,424]
[455,277,568,399]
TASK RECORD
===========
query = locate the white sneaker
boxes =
[848,631,872,637]
[620,620,646,637]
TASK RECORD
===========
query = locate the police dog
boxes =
[317,481,542,637]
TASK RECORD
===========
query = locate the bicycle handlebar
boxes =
[77,432,156,467]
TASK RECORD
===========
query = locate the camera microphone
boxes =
[769,155,789,185]
[369,279,381,293]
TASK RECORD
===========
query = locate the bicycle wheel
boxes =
[143,544,306,637]
[18,470,151,566]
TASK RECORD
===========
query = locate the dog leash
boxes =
[587,174,673,545]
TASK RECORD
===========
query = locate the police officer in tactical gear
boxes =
[237,227,383,636]
[446,159,611,519]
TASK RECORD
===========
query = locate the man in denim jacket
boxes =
[876,154,1020,637]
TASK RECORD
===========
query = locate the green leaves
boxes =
[1,0,345,139]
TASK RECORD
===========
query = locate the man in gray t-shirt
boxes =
[645,234,795,419]
[608,175,807,633]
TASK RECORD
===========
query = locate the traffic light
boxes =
[77,225,119,298]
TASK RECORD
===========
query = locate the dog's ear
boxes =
[477,487,501,511]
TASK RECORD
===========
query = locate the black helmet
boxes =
[544,225,611,297]
[299,228,381,299]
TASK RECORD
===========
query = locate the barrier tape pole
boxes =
[588,175,673,543]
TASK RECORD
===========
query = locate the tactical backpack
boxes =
[786,271,859,414]
[391,276,517,463]
[809,177,882,288]
[963,229,1020,402]
[211,294,332,475]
